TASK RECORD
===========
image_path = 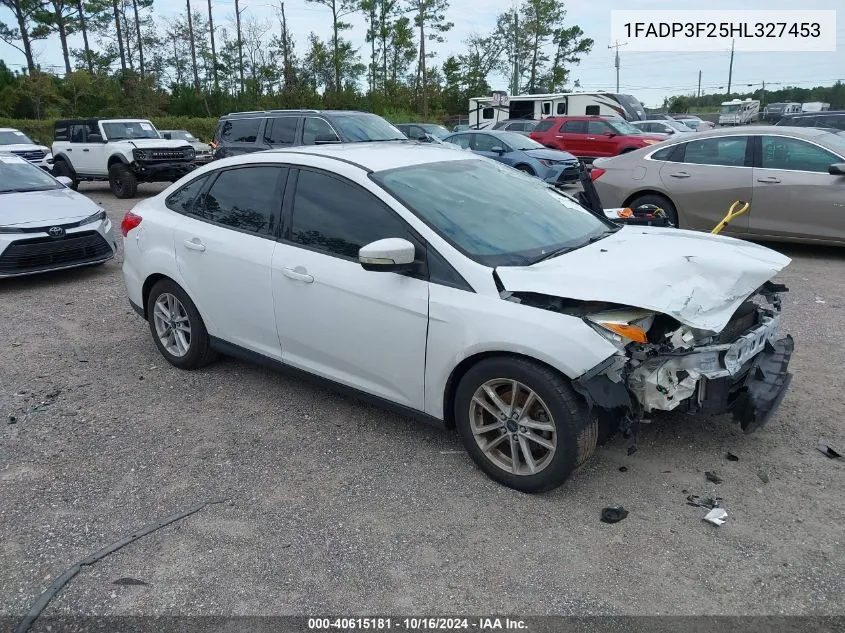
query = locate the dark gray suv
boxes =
[211,110,406,159]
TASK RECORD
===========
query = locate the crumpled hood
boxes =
[0,189,100,226]
[496,226,791,333]
[112,139,192,150]
[523,148,578,162]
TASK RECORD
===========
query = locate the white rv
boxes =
[468,92,647,129]
[718,98,760,125]
[802,102,831,112]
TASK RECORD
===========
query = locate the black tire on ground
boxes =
[146,279,218,370]
[52,159,80,190]
[109,162,138,199]
[454,356,598,493]
[515,164,535,175]
[627,192,679,227]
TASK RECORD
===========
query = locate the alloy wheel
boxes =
[152,293,192,357]
[468,378,557,475]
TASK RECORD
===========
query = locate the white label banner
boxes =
[610,10,837,52]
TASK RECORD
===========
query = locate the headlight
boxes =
[0,226,25,234]
[538,159,553,167]
[79,209,107,225]
[586,309,656,347]
[185,148,196,160]
[133,149,147,160]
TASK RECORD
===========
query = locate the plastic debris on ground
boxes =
[600,506,629,524]
[705,471,723,484]
[757,470,769,483]
[686,495,723,510]
[703,508,728,526]
[726,452,739,461]
[817,440,841,459]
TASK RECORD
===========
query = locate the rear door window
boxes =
[220,118,261,144]
[761,136,841,173]
[447,134,471,149]
[587,121,610,135]
[562,120,588,134]
[679,136,749,167]
[265,117,298,146]
[194,166,287,236]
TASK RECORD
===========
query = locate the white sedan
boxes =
[121,143,794,493]
[0,153,116,278]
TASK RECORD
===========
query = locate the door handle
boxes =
[586,137,596,140]
[756,176,781,183]
[183,238,206,252]
[67,148,72,152]
[83,148,90,152]
[669,171,690,178]
[282,267,314,283]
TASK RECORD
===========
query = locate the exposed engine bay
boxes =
[500,280,794,436]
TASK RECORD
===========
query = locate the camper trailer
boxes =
[762,102,801,123]
[468,92,647,129]
[718,98,760,125]
[802,102,831,112]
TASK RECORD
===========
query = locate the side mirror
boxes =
[604,131,615,137]
[359,238,416,272]
[829,163,845,176]
[314,134,341,144]
[56,176,73,187]
[491,146,505,155]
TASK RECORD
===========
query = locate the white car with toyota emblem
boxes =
[0,152,116,278]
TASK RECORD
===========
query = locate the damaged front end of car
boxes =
[505,281,794,436]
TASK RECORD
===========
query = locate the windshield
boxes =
[496,131,544,150]
[372,158,614,267]
[0,130,36,145]
[0,155,61,194]
[332,114,405,142]
[165,130,199,142]
[420,124,450,139]
[609,120,643,135]
[721,104,741,113]
[102,121,160,140]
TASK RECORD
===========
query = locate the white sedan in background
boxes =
[0,153,116,278]
[121,143,793,493]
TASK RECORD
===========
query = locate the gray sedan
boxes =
[0,152,116,277]
[591,126,845,245]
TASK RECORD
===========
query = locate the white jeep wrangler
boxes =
[51,118,197,198]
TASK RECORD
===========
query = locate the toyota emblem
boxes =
[48,226,65,238]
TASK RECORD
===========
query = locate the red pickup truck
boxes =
[529,115,665,160]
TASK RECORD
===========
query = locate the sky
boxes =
[1,0,843,108]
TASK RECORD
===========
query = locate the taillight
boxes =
[590,167,606,181]
[121,211,142,237]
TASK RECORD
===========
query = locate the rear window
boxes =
[533,119,555,133]
[219,117,261,143]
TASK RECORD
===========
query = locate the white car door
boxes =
[271,167,429,409]
[172,165,287,360]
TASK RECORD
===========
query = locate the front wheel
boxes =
[146,279,218,369]
[454,357,598,493]
[109,162,138,198]
[52,160,80,190]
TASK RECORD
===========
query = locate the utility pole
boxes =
[608,40,627,93]
[727,38,734,95]
[207,0,218,91]
[235,0,245,95]
[511,7,519,95]
[697,70,701,100]
[186,0,200,91]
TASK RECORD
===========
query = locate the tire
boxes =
[628,193,679,227]
[109,162,138,199]
[52,159,80,190]
[515,164,535,176]
[454,357,598,493]
[146,279,218,370]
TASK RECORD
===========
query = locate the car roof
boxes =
[221,109,371,119]
[688,125,839,139]
[262,142,480,172]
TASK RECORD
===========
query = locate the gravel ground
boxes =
[1,182,844,620]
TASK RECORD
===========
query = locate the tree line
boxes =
[667,82,845,113]
[0,0,594,121]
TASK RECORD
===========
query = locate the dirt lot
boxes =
[1,182,844,620]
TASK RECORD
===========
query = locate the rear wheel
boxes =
[628,193,679,227]
[454,357,598,493]
[109,162,138,198]
[52,159,79,190]
[146,279,218,369]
